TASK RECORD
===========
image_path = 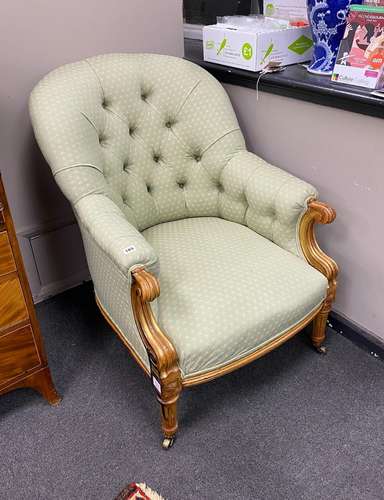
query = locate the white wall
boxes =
[0,0,184,301]
[225,84,383,340]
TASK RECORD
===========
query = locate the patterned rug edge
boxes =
[115,482,165,500]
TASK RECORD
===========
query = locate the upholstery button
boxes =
[193,153,201,162]
[165,120,174,129]
[99,135,106,146]
[177,181,185,189]
[101,99,108,109]
[141,86,152,100]
[123,161,130,173]
[217,182,224,192]
[147,185,152,193]
[129,125,136,136]
[153,154,160,163]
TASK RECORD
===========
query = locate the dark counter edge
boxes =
[185,38,384,119]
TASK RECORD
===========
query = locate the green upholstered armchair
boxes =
[30,54,338,448]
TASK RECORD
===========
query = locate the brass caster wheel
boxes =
[315,345,327,355]
[162,437,175,450]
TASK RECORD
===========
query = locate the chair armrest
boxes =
[76,195,182,411]
[74,194,158,276]
[220,151,318,257]
[299,199,338,304]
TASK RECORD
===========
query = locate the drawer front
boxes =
[0,276,29,331]
[0,325,41,385]
[0,231,16,276]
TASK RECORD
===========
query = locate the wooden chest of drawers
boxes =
[0,173,60,404]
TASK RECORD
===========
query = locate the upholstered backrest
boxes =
[30,53,246,231]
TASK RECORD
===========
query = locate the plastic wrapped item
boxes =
[216,14,290,32]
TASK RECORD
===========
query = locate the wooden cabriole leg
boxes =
[299,199,338,354]
[159,397,179,449]
[8,366,61,406]
[131,268,182,449]
[160,400,178,440]
[312,306,330,354]
[28,366,62,405]
[149,348,182,449]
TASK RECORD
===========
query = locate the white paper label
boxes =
[123,245,136,255]
[152,376,161,394]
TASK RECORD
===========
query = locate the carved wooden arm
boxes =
[299,200,339,309]
[131,267,182,439]
[131,268,181,384]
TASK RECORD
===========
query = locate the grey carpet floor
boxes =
[1,283,383,500]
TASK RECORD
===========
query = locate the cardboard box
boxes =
[263,0,308,21]
[203,23,313,72]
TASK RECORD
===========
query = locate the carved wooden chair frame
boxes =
[96,199,338,449]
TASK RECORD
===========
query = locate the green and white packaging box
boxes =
[203,24,313,72]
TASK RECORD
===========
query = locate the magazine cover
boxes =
[363,0,384,7]
[332,5,384,88]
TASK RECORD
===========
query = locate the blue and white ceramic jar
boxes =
[307,0,363,74]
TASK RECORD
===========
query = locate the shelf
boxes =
[184,38,384,119]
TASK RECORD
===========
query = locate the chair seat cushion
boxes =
[143,217,328,378]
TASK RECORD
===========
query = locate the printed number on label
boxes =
[123,245,136,255]
[152,376,161,394]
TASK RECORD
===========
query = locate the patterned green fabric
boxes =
[220,151,317,256]
[29,53,316,255]
[144,218,327,377]
[75,193,158,276]
[80,217,152,368]
[29,53,324,378]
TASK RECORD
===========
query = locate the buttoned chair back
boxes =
[30,53,248,231]
[30,53,314,256]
